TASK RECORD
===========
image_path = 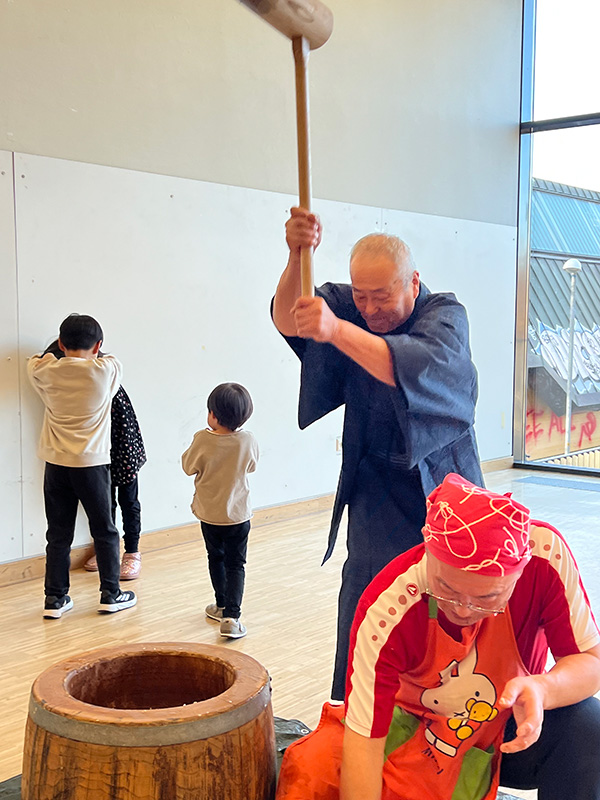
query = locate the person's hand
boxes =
[285,207,322,254]
[292,296,339,342]
[498,676,545,754]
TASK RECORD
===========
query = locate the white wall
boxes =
[0,0,523,563]
[0,153,22,562]
[0,0,522,226]
[4,151,515,560]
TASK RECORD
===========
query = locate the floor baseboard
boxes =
[0,456,513,590]
[0,494,335,589]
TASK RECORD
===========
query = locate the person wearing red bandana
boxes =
[276,473,600,800]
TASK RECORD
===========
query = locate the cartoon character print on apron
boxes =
[381,598,528,800]
[275,598,528,800]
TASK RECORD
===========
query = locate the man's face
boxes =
[350,254,419,333]
[425,553,522,627]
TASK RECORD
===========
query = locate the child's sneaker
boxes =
[220,617,247,639]
[43,595,74,619]
[205,603,225,621]
[97,590,137,613]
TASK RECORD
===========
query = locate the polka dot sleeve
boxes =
[345,548,430,738]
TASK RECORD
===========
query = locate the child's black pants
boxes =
[111,476,141,553]
[44,463,121,597]
[200,520,250,619]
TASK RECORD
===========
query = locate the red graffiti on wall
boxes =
[526,407,600,452]
[578,413,597,449]
[548,413,564,436]
[525,408,544,444]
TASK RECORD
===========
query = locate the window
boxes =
[515,0,600,471]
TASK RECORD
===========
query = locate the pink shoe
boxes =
[120,552,141,580]
[84,554,98,572]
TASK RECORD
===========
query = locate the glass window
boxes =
[525,126,600,467]
[516,0,600,470]
[533,0,600,120]
[532,126,600,190]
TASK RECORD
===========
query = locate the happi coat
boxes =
[278,281,484,697]
[281,281,483,563]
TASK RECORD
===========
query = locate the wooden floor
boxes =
[0,506,344,784]
[10,466,600,798]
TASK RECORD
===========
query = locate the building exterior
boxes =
[527,178,600,463]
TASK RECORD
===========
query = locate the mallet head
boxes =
[238,0,333,50]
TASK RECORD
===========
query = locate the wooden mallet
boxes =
[237,0,334,297]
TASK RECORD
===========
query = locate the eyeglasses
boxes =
[426,588,506,616]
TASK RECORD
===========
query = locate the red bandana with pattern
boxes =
[422,473,531,576]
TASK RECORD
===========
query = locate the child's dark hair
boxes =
[59,314,104,351]
[207,383,253,431]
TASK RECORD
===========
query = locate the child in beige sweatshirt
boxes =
[182,382,258,639]
[28,313,137,618]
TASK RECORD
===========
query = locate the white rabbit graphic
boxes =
[420,644,499,757]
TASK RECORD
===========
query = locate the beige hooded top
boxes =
[27,353,122,467]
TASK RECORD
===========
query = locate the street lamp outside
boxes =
[563,258,582,455]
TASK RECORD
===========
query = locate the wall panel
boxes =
[11,152,515,559]
[0,152,22,561]
[0,0,522,227]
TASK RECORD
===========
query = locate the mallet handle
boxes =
[293,35,314,298]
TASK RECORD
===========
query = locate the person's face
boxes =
[350,254,419,333]
[425,552,522,627]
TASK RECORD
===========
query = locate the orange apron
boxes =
[276,599,528,800]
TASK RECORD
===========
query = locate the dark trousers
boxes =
[331,461,426,700]
[500,697,600,799]
[111,477,141,553]
[200,520,250,619]
[44,463,120,597]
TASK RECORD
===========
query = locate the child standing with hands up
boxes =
[182,383,258,639]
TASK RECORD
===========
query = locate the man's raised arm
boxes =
[272,207,321,336]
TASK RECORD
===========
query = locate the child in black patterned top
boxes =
[103,385,146,579]
[43,339,146,579]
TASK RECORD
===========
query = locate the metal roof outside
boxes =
[531,178,600,258]
[529,179,600,409]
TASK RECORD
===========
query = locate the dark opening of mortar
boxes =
[66,652,235,709]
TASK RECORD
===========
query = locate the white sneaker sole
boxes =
[220,628,247,639]
[43,599,74,619]
[205,610,224,621]
[97,597,137,613]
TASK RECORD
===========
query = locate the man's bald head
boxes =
[350,234,416,286]
[349,234,420,333]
